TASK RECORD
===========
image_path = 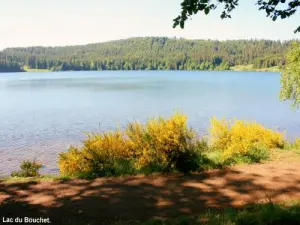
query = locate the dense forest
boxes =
[0,37,293,72]
[0,60,24,72]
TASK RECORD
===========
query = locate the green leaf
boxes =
[198,3,206,11]
[294,26,300,33]
[180,21,185,29]
[204,7,210,15]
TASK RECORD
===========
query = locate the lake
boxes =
[0,71,299,175]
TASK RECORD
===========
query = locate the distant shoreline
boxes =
[1,66,281,73]
[1,38,286,73]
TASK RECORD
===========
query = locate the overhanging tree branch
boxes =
[173,0,300,33]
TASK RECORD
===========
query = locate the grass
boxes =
[0,174,71,183]
[108,201,300,225]
[143,202,300,225]
[199,145,300,171]
[230,64,280,72]
[23,66,50,72]
[268,148,300,163]
[201,148,270,170]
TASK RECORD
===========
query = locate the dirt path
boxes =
[1,161,300,224]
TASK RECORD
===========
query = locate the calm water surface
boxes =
[0,71,299,175]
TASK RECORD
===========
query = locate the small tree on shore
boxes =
[280,42,300,109]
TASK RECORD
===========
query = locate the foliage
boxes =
[58,113,291,178]
[58,113,206,177]
[0,38,290,72]
[223,144,271,165]
[11,160,42,177]
[292,138,300,149]
[280,42,300,109]
[173,0,300,33]
[1,175,71,183]
[59,132,135,177]
[0,60,24,72]
[58,147,88,177]
[284,138,300,150]
[209,117,284,161]
[202,145,270,168]
[126,113,199,172]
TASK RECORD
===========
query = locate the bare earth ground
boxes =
[1,158,300,224]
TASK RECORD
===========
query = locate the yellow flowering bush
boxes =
[209,117,285,159]
[209,118,231,150]
[126,113,198,171]
[59,113,203,176]
[59,131,133,177]
[58,147,88,176]
[294,138,300,149]
[59,114,288,177]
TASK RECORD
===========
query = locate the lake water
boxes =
[0,71,299,175]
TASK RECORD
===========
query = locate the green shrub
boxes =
[11,160,42,177]
[59,132,135,177]
[59,113,205,177]
[58,113,291,178]
[125,113,200,172]
[209,117,284,162]
[224,144,270,165]
[174,149,202,173]
[284,138,300,150]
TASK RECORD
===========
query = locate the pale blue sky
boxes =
[0,0,299,49]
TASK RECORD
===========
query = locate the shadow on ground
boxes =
[1,162,300,224]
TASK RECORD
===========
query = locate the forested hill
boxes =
[0,37,292,72]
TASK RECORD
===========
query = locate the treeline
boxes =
[0,60,24,72]
[0,37,292,72]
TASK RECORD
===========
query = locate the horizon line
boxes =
[1,36,300,50]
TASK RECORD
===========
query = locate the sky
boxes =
[0,0,300,50]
